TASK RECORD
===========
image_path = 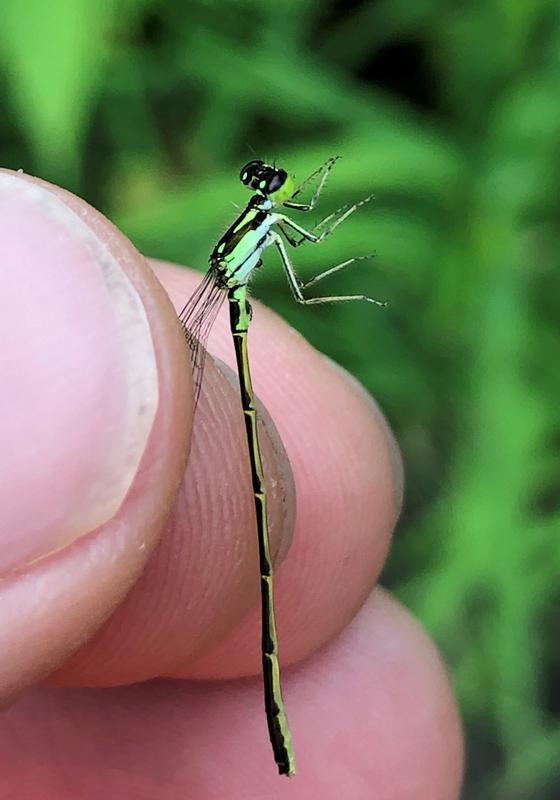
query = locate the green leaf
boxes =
[0,0,144,182]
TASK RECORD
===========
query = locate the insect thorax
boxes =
[210,195,275,287]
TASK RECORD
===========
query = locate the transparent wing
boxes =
[179,268,227,410]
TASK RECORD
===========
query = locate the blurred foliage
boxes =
[1,1,559,797]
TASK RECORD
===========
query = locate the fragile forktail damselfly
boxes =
[179,157,384,776]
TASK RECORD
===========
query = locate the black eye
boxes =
[266,170,287,194]
[240,160,263,185]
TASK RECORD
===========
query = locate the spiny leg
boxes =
[282,156,340,211]
[277,194,374,248]
[313,194,374,235]
[301,253,377,290]
[270,233,386,307]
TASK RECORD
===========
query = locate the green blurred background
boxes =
[1,1,559,797]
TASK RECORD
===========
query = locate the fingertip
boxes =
[187,299,404,678]
[0,589,463,799]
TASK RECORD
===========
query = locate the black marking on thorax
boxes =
[210,195,269,265]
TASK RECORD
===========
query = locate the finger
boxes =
[161,262,403,678]
[0,173,294,703]
[0,591,463,798]
[52,261,402,685]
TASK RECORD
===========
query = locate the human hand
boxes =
[0,171,463,799]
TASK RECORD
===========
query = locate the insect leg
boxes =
[270,233,385,307]
[282,156,340,211]
[277,194,373,247]
[300,253,377,290]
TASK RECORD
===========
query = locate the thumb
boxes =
[0,170,191,702]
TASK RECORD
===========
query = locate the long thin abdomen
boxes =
[227,285,296,777]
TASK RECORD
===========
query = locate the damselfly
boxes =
[178,157,385,777]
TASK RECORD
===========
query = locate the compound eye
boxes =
[240,160,263,185]
[266,170,287,194]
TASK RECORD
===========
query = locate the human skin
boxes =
[0,170,463,798]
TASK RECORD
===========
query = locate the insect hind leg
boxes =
[270,232,385,308]
[278,194,374,248]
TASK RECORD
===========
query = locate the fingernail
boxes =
[0,173,159,573]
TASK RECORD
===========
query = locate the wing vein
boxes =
[179,268,226,409]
